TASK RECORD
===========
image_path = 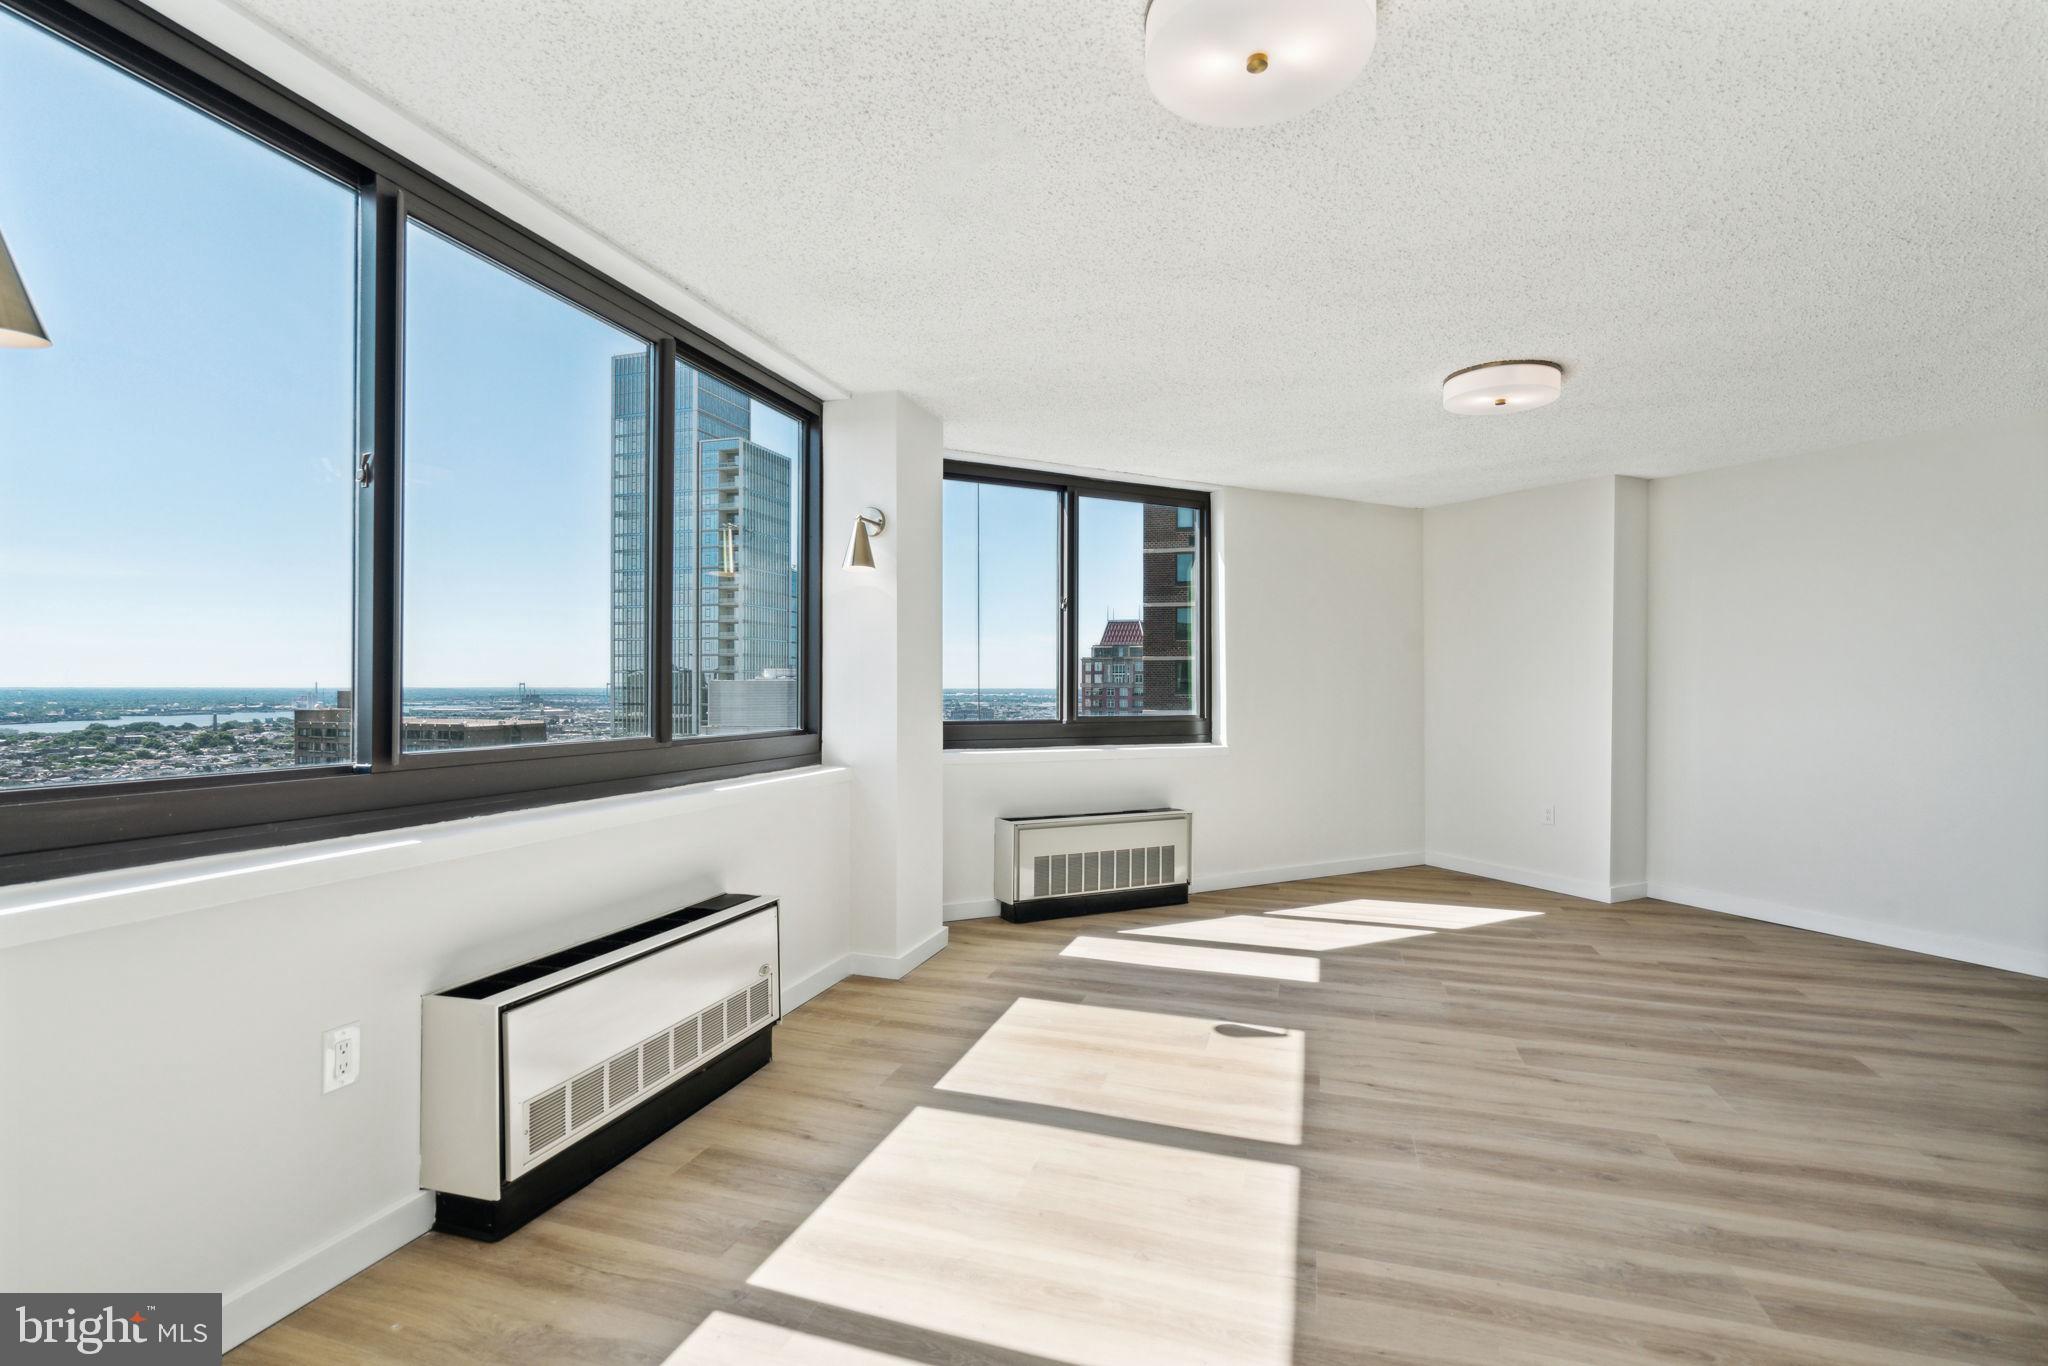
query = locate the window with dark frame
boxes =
[943,461,1211,749]
[0,0,823,885]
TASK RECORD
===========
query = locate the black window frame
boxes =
[0,0,824,886]
[943,460,1212,750]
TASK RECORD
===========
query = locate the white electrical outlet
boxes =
[1541,805,1556,827]
[323,1023,361,1094]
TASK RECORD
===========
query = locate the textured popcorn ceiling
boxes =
[227,0,2047,505]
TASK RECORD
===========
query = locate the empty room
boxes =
[1,1,2043,1363]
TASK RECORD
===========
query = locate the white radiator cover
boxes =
[421,896,778,1201]
[995,809,1193,904]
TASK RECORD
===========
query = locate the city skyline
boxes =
[0,12,804,693]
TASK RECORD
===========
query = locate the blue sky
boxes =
[0,10,799,690]
[941,482,1145,690]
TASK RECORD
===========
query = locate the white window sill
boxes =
[0,764,850,951]
[943,743,1227,766]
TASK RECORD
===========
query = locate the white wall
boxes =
[942,488,1423,917]
[824,393,947,973]
[1610,478,1650,894]
[1422,477,1645,901]
[0,770,852,1348]
[1648,415,2048,975]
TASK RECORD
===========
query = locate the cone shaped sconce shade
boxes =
[844,506,886,570]
[0,230,51,349]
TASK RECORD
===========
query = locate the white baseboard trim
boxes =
[1649,881,2047,978]
[945,896,1000,923]
[782,955,853,1014]
[1424,852,1616,904]
[1191,850,1425,895]
[1609,881,1650,903]
[222,1189,433,1351]
[845,923,950,980]
[942,853,1427,923]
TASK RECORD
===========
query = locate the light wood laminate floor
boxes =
[230,868,2048,1366]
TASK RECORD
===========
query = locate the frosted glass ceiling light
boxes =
[1442,360,1563,415]
[1145,0,1377,128]
[0,229,52,348]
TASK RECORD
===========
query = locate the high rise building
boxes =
[1082,619,1146,714]
[610,355,796,737]
[1141,504,1199,711]
[609,355,654,734]
[1078,508,1198,716]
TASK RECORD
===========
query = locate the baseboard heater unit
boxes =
[995,809,1192,922]
[421,893,779,1241]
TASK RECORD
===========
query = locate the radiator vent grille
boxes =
[700,1000,727,1051]
[527,1085,567,1151]
[1029,844,1180,898]
[568,1066,605,1130]
[641,1032,671,1084]
[608,1049,640,1105]
[522,971,777,1161]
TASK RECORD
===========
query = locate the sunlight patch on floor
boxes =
[1126,914,1432,951]
[748,1107,1299,1366]
[1060,934,1321,981]
[663,1313,922,1365]
[934,996,1306,1143]
[1264,900,1544,929]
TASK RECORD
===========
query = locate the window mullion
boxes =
[652,339,677,743]
[357,174,404,772]
[1064,485,1082,724]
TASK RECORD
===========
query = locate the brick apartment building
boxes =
[1079,503,1199,715]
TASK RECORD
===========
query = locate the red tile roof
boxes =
[1097,619,1143,646]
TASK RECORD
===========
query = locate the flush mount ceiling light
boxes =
[1442,360,1564,415]
[1144,0,1377,128]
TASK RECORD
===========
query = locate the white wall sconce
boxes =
[844,506,886,570]
[1,229,52,348]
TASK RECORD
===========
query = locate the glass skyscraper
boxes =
[610,354,796,737]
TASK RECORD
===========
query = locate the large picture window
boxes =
[0,2,356,791]
[943,462,1210,748]
[0,0,821,883]
[402,221,656,751]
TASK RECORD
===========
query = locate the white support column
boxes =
[822,393,947,976]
